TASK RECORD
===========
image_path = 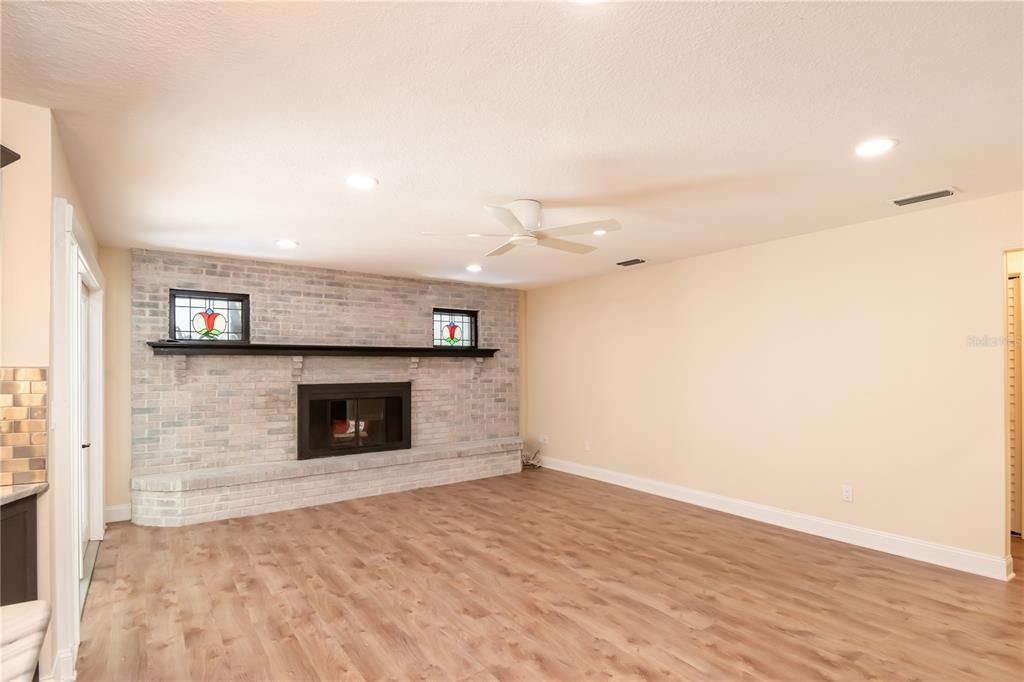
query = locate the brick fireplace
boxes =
[129,250,522,526]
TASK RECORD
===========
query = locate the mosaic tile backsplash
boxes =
[0,367,48,486]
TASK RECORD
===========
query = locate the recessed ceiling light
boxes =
[592,229,607,236]
[346,174,379,190]
[275,239,299,249]
[466,264,482,273]
[467,233,482,238]
[855,138,898,158]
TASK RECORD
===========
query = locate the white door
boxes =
[79,277,91,578]
[1010,275,1023,536]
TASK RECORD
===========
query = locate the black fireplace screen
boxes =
[297,382,411,459]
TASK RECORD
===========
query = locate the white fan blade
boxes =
[421,232,511,238]
[535,235,596,255]
[484,205,528,234]
[486,241,518,257]
[536,219,622,237]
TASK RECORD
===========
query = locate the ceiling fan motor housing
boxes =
[507,199,542,231]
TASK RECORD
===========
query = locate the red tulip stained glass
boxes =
[432,309,476,348]
[171,290,248,342]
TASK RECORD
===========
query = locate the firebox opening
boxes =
[298,382,411,459]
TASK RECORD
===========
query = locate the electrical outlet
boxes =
[540,434,549,444]
[841,484,854,502]
[584,440,591,452]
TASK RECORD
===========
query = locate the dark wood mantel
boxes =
[147,341,499,358]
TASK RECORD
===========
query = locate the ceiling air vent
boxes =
[616,258,646,267]
[892,188,955,207]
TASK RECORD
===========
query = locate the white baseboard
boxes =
[39,648,76,682]
[543,457,1014,582]
[104,504,131,523]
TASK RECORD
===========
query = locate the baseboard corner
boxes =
[104,504,131,523]
[39,647,76,682]
[1001,554,1016,582]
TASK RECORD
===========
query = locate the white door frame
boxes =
[50,197,105,681]
[82,262,105,544]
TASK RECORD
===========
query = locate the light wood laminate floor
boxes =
[78,470,1024,681]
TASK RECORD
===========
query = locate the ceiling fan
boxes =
[423,199,621,257]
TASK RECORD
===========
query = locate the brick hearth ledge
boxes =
[131,436,522,527]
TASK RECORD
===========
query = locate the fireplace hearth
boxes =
[297,382,411,459]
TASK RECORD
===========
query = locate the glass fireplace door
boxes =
[298,383,411,459]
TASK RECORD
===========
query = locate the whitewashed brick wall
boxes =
[131,249,520,476]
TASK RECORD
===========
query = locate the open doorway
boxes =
[1005,249,1023,574]
[76,265,103,614]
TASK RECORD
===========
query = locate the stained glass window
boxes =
[433,308,477,348]
[169,289,250,342]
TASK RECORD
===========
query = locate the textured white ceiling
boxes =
[3,1,1021,288]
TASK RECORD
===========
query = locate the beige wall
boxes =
[1007,250,1024,275]
[518,289,529,439]
[51,120,99,265]
[1,98,101,678]
[97,247,132,508]
[0,100,99,364]
[1,99,53,367]
[1,100,56,674]
[526,191,1023,558]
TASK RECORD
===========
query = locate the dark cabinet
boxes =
[1,493,38,605]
